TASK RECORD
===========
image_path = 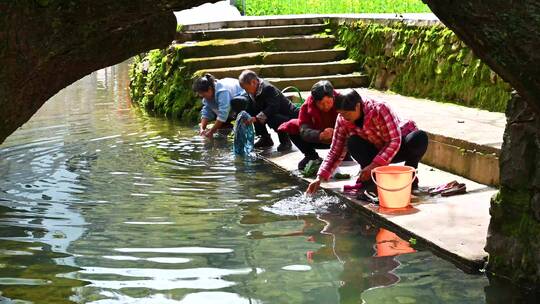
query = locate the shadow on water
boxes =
[0,62,537,303]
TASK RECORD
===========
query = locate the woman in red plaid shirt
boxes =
[306,89,428,194]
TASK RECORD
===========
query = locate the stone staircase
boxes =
[175,18,368,91]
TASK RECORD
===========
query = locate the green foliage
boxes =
[243,0,430,15]
[129,47,200,123]
[335,21,511,112]
[334,173,351,180]
[303,159,322,177]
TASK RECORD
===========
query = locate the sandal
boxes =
[428,180,459,196]
[357,190,379,204]
[440,183,466,197]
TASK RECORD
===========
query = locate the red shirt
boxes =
[318,98,418,180]
[298,92,339,131]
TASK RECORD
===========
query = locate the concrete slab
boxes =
[354,88,505,152]
[259,137,494,272]
[177,35,336,58]
[179,24,326,41]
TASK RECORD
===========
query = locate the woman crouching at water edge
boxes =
[306,89,428,194]
[192,73,245,138]
[278,80,340,170]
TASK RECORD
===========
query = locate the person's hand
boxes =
[306,178,322,195]
[319,128,333,142]
[357,163,378,182]
[199,127,206,136]
[244,117,257,125]
[201,129,215,138]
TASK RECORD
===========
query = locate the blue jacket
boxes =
[200,78,244,122]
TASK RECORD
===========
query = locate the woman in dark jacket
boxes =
[279,80,341,169]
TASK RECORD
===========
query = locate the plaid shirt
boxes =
[318,98,418,180]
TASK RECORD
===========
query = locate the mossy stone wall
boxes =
[485,93,540,288]
[129,46,201,123]
[334,21,511,112]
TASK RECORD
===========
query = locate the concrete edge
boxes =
[180,14,441,31]
[257,152,486,274]
[423,135,500,186]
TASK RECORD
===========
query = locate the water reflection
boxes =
[0,62,520,303]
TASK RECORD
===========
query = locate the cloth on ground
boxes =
[233,111,255,156]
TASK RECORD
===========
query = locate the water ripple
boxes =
[114,247,233,254]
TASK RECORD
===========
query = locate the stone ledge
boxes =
[259,141,493,273]
[180,13,440,30]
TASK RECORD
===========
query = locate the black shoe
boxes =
[412,177,419,190]
[277,141,292,152]
[277,133,292,152]
[361,180,377,193]
[254,135,273,148]
[298,155,320,170]
[298,157,311,170]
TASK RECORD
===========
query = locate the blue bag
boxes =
[233,111,255,155]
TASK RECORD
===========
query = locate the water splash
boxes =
[262,193,341,216]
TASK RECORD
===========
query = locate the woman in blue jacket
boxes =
[192,73,245,138]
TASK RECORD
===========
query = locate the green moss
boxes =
[129,47,200,122]
[334,21,512,112]
[494,187,538,257]
[488,186,540,283]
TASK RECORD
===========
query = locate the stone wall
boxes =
[419,0,540,289]
[333,20,511,112]
[485,93,540,288]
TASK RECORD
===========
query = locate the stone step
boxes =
[177,35,336,58]
[196,60,358,79]
[182,17,327,31]
[184,49,347,70]
[267,73,369,91]
[177,24,327,42]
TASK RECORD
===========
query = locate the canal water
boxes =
[0,62,505,303]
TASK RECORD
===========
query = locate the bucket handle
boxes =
[371,169,417,192]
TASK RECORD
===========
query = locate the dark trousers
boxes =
[253,113,298,136]
[347,130,429,169]
[230,94,298,137]
[290,135,330,159]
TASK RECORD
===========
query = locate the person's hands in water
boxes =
[201,129,215,138]
[306,177,325,195]
[199,126,206,136]
[357,163,378,183]
[319,128,333,143]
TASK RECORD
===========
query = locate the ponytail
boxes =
[192,73,216,93]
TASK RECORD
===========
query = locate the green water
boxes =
[0,62,523,303]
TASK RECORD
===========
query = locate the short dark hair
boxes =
[192,73,216,92]
[335,89,362,111]
[238,70,259,85]
[311,80,334,102]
